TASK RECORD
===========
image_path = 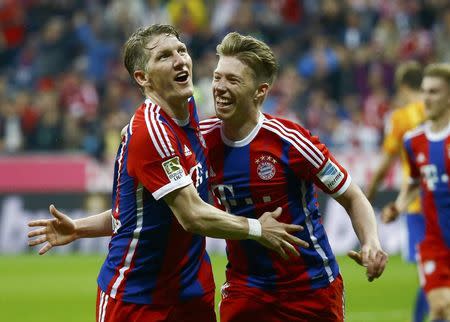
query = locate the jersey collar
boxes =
[221,112,265,147]
[424,120,450,141]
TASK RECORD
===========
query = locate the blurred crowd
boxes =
[1,0,450,161]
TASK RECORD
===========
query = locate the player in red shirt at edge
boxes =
[198,32,388,322]
[383,63,450,322]
[27,25,308,322]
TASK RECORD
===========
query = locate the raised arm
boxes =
[164,184,309,260]
[28,205,112,255]
[335,182,388,281]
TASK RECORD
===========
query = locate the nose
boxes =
[173,51,186,68]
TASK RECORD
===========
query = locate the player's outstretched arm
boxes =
[381,181,420,223]
[28,205,113,255]
[335,182,388,282]
[164,184,309,260]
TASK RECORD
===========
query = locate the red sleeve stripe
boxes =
[144,100,174,158]
[263,119,325,169]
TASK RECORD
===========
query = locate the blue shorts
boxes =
[402,213,425,263]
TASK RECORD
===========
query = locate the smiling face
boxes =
[422,75,450,121]
[136,34,193,107]
[212,56,261,123]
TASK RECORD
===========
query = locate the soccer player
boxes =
[27,25,307,322]
[200,32,388,322]
[383,63,450,322]
[366,61,428,322]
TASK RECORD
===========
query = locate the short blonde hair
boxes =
[216,32,278,85]
[423,63,450,87]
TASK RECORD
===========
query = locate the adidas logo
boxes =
[184,145,192,156]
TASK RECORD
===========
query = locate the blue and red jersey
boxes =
[97,97,214,305]
[200,113,351,291]
[404,122,450,250]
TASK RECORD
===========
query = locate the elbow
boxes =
[177,211,204,234]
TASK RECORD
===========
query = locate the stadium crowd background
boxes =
[1,0,450,163]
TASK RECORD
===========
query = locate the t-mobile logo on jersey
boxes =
[189,162,208,188]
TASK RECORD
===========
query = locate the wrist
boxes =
[247,218,262,239]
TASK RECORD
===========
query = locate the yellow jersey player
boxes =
[366,61,428,322]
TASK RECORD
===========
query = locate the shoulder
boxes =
[404,124,426,142]
[261,114,312,140]
[130,100,177,158]
[199,117,222,136]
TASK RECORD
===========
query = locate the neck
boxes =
[145,90,189,120]
[430,108,450,133]
[222,110,260,141]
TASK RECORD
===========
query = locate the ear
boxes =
[254,83,270,103]
[134,70,152,88]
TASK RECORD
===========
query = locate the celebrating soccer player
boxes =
[366,61,429,322]
[199,32,388,322]
[383,63,450,322]
[27,25,307,322]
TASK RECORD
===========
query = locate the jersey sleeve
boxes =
[288,125,351,197]
[382,110,404,156]
[403,136,420,183]
[127,117,192,200]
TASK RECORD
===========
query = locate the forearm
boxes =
[366,153,395,201]
[74,209,113,239]
[337,183,380,245]
[166,185,252,240]
[394,181,420,213]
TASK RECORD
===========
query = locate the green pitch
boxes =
[0,254,419,322]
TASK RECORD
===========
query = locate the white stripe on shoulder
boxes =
[268,119,325,162]
[262,120,323,169]
[144,101,166,158]
[156,106,175,156]
[200,118,221,129]
[404,124,426,141]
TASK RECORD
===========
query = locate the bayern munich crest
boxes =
[256,155,277,180]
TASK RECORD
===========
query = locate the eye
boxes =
[158,53,169,60]
[178,47,187,54]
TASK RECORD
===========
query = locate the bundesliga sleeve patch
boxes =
[162,156,185,182]
[317,159,344,191]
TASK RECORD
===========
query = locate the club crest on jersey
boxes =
[162,156,184,182]
[256,155,277,180]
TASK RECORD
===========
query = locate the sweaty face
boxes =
[212,56,258,122]
[143,34,193,103]
[422,76,450,121]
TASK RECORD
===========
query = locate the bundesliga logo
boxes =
[256,155,277,180]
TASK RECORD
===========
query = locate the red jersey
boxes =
[200,113,351,291]
[404,122,450,250]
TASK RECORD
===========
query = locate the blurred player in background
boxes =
[27,24,306,322]
[200,32,388,322]
[383,63,450,322]
[366,61,428,322]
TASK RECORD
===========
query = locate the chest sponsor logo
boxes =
[162,156,184,182]
[255,155,277,181]
[317,159,344,191]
